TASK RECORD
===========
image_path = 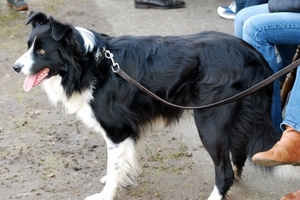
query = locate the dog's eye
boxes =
[38,49,46,54]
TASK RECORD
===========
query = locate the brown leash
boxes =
[104,49,300,109]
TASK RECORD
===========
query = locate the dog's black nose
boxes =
[13,63,22,73]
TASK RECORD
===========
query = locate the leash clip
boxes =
[104,49,120,73]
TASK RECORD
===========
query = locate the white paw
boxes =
[84,193,106,200]
[207,185,223,200]
[100,175,107,184]
[84,190,116,200]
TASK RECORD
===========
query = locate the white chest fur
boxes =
[42,75,104,133]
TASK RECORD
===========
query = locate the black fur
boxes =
[15,11,281,199]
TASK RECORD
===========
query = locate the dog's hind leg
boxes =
[206,146,234,200]
[85,137,141,200]
[194,111,234,200]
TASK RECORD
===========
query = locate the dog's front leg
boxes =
[85,137,141,200]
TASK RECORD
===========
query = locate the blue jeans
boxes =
[234,4,300,132]
[282,67,300,132]
[235,0,268,13]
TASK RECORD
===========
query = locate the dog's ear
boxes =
[26,11,48,27]
[50,22,72,41]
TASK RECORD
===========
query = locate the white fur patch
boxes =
[274,165,300,180]
[207,185,223,200]
[14,38,35,75]
[42,75,141,200]
[106,137,141,188]
[232,164,240,179]
[42,76,105,133]
[75,27,96,53]
[86,137,141,200]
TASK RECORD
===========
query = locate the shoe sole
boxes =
[253,159,300,167]
[7,2,28,11]
[135,4,185,9]
[217,7,235,20]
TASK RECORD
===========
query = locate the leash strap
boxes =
[104,49,300,109]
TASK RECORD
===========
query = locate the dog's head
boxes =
[13,11,82,92]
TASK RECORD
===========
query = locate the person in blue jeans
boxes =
[252,67,300,200]
[235,3,300,199]
[234,3,299,132]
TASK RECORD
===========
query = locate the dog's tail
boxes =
[246,124,300,180]
[246,122,280,159]
[274,165,300,180]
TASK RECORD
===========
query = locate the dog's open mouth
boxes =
[23,68,50,92]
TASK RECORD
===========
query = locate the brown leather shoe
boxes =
[281,189,300,200]
[252,126,300,167]
[135,0,185,9]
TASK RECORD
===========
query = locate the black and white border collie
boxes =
[13,11,284,200]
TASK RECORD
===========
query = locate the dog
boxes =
[13,11,284,200]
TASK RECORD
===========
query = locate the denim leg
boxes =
[235,7,300,132]
[235,0,268,13]
[234,4,269,38]
[276,44,299,68]
[282,67,300,132]
[235,0,246,13]
[277,44,298,82]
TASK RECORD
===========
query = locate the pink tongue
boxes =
[23,74,37,92]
